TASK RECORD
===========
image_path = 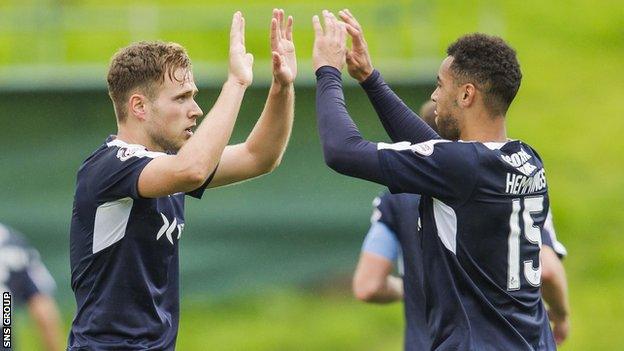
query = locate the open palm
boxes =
[271,9,297,85]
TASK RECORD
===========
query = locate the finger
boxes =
[276,9,283,40]
[286,15,294,42]
[329,12,342,41]
[338,10,356,28]
[279,9,285,38]
[322,10,334,37]
[272,51,281,71]
[271,18,278,50]
[240,13,246,46]
[346,50,353,63]
[312,15,323,37]
[339,21,347,44]
[344,23,364,46]
[230,12,241,44]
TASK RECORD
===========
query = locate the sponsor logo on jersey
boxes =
[156,213,185,245]
[501,148,536,176]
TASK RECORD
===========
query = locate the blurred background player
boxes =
[0,223,63,351]
[351,101,437,351]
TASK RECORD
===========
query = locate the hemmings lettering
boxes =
[505,169,547,195]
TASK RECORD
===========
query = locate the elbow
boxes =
[322,143,344,172]
[177,162,213,191]
[352,275,384,303]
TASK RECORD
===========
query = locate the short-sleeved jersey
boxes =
[0,224,56,304]
[377,139,556,350]
[68,137,207,351]
[542,209,567,259]
[369,192,430,351]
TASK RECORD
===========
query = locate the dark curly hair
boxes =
[446,33,522,116]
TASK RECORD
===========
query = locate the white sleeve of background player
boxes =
[543,208,567,258]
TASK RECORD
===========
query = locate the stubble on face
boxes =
[145,69,197,153]
[433,57,462,141]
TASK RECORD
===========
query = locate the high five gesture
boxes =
[271,9,297,85]
[228,11,254,87]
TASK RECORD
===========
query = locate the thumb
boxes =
[272,51,281,70]
[345,50,353,62]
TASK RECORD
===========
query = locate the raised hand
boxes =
[228,11,254,87]
[339,9,373,82]
[312,10,348,72]
[271,9,297,85]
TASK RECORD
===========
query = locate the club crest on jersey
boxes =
[411,140,447,156]
[156,213,184,245]
[116,147,138,162]
[377,139,447,156]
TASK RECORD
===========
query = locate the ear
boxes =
[128,94,149,121]
[458,83,477,108]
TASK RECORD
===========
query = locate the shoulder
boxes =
[79,138,166,177]
[378,139,479,168]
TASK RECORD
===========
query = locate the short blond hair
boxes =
[107,41,191,122]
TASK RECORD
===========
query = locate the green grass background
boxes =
[2,0,623,350]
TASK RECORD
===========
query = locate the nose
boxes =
[190,99,203,119]
[430,89,437,103]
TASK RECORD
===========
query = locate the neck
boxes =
[459,110,507,143]
[116,125,162,151]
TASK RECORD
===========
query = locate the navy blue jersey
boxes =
[0,224,56,305]
[372,192,430,351]
[68,137,208,351]
[377,139,555,350]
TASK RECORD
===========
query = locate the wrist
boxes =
[315,65,342,80]
[271,78,294,92]
[224,78,250,89]
[357,67,374,83]
[550,308,569,322]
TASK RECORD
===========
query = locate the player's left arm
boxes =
[353,252,403,303]
[540,208,570,345]
[353,217,403,303]
[209,9,295,188]
[541,245,570,345]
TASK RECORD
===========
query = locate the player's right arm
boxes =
[339,9,439,144]
[314,11,477,200]
[138,12,253,198]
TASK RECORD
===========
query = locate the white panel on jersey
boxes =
[377,139,450,156]
[544,209,568,257]
[93,197,134,254]
[481,141,508,150]
[432,198,458,254]
[377,141,413,151]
